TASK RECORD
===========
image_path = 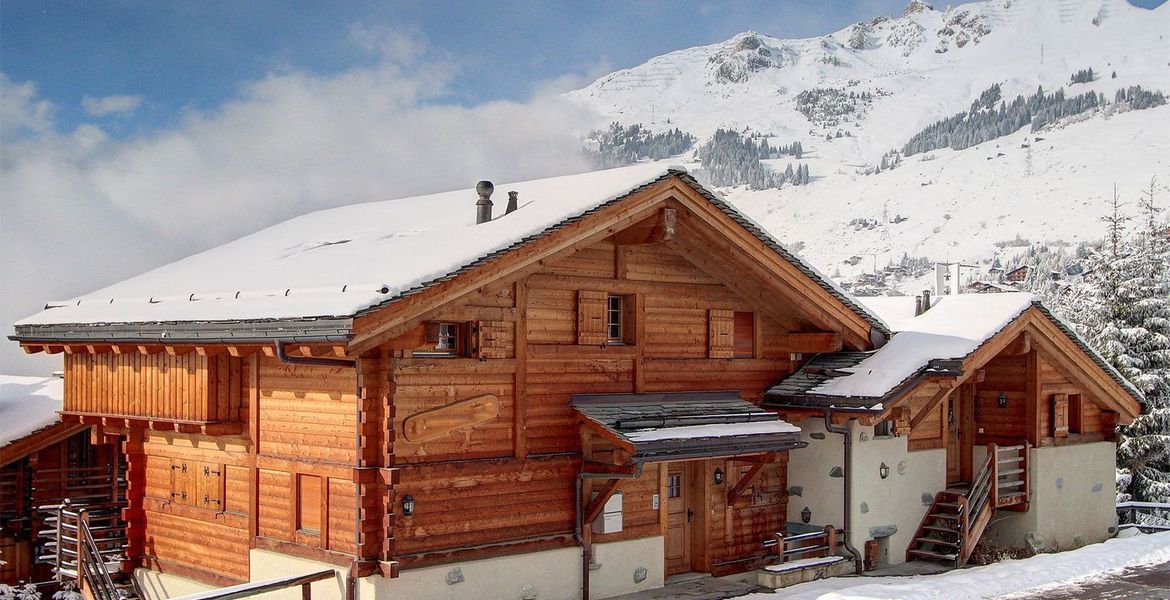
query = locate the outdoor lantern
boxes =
[401,495,416,517]
[879,462,890,479]
[998,391,1009,409]
[801,506,812,524]
[714,468,725,485]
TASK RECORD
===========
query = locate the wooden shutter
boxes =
[170,459,193,506]
[1052,394,1069,438]
[708,309,734,359]
[424,322,442,344]
[475,321,510,359]
[197,462,223,510]
[297,475,322,532]
[577,291,608,345]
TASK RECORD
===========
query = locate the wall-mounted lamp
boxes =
[401,494,416,517]
[998,391,1009,409]
[800,506,812,524]
[714,468,725,485]
[879,462,890,479]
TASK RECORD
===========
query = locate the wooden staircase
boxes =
[907,443,1030,566]
[38,501,138,600]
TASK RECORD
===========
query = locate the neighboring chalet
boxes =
[1,375,122,585]
[8,166,1142,600]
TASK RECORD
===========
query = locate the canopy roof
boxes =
[573,391,805,462]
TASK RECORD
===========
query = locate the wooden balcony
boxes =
[62,351,245,432]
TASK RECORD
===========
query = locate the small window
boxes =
[607,296,624,343]
[874,420,894,438]
[666,474,682,498]
[420,321,466,357]
[734,312,755,358]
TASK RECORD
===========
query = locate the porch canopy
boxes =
[572,391,806,462]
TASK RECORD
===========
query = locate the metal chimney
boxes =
[914,295,924,317]
[475,180,494,224]
[921,290,932,313]
[505,191,519,215]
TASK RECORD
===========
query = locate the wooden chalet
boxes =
[1,376,122,585]
[7,166,1142,599]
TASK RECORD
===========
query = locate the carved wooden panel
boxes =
[1052,393,1069,438]
[403,394,501,443]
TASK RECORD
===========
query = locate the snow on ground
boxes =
[0,374,64,447]
[809,293,1034,398]
[568,0,1170,288]
[743,531,1170,600]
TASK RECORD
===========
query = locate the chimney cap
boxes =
[476,180,494,198]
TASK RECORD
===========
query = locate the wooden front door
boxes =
[665,464,691,575]
[946,385,976,485]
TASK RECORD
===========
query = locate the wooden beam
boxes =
[611,207,677,245]
[85,344,111,355]
[20,344,44,354]
[582,461,639,475]
[779,333,843,354]
[910,384,955,431]
[43,345,64,354]
[137,344,163,355]
[1004,332,1032,356]
[583,478,623,526]
[727,462,765,504]
[1025,349,1042,446]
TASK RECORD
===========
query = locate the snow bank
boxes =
[0,374,64,447]
[747,531,1170,600]
[811,293,1035,398]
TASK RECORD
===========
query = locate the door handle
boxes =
[687,508,693,522]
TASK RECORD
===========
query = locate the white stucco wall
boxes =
[786,418,945,565]
[982,442,1118,551]
[586,536,664,599]
[848,421,946,565]
[786,418,845,529]
[135,568,217,600]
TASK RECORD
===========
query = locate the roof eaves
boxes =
[10,317,353,345]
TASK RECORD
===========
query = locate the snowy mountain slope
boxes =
[565,0,1170,288]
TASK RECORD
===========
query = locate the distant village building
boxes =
[8,169,1141,599]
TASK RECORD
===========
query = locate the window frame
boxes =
[418,321,468,357]
[606,295,625,344]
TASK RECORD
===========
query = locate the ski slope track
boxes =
[566,0,1170,285]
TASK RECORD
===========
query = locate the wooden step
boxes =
[921,524,958,534]
[929,514,960,521]
[908,548,957,562]
[935,502,962,510]
[916,536,961,548]
[999,468,1025,476]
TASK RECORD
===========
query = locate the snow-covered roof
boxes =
[573,391,806,461]
[767,293,1036,404]
[14,163,889,343]
[811,293,1036,398]
[0,374,65,447]
[18,163,673,328]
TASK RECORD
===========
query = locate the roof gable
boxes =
[13,167,889,352]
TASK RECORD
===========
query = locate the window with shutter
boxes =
[298,474,322,533]
[475,320,510,359]
[577,290,608,345]
[708,309,734,358]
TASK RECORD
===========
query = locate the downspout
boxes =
[823,408,864,575]
[274,342,362,599]
[575,464,644,600]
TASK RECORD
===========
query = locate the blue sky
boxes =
[0,1,942,134]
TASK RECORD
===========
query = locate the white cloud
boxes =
[81,94,144,117]
[0,37,599,376]
[1,74,56,141]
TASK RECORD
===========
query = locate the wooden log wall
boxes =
[140,430,250,583]
[63,352,244,423]
[385,238,803,571]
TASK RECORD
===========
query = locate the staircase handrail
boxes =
[76,508,121,600]
[167,570,336,600]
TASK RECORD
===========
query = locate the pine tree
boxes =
[1114,178,1170,521]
